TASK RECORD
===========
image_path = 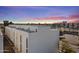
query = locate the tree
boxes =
[9,21,14,24]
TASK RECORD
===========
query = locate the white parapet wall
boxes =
[0,29,3,53]
[5,25,59,53]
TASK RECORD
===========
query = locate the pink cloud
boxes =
[68,14,79,19]
[32,14,79,22]
[33,16,67,20]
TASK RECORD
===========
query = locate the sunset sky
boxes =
[0,6,79,23]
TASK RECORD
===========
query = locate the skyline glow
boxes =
[0,6,79,23]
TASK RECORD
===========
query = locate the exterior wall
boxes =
[9,25,51,31]
[9,28,15,43]
[9,25,38,30]
[5,27,15,43]
[20,31,29,53]
[5,27,20,52]
[14,29,21,52]
[0,30,3,53]
[5,26,29,53]
[29,29,59,53]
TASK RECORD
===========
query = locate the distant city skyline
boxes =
[0,6,79,23]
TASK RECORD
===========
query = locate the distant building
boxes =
[3,21,9,26]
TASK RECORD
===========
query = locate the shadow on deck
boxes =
[3,35,15,53]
